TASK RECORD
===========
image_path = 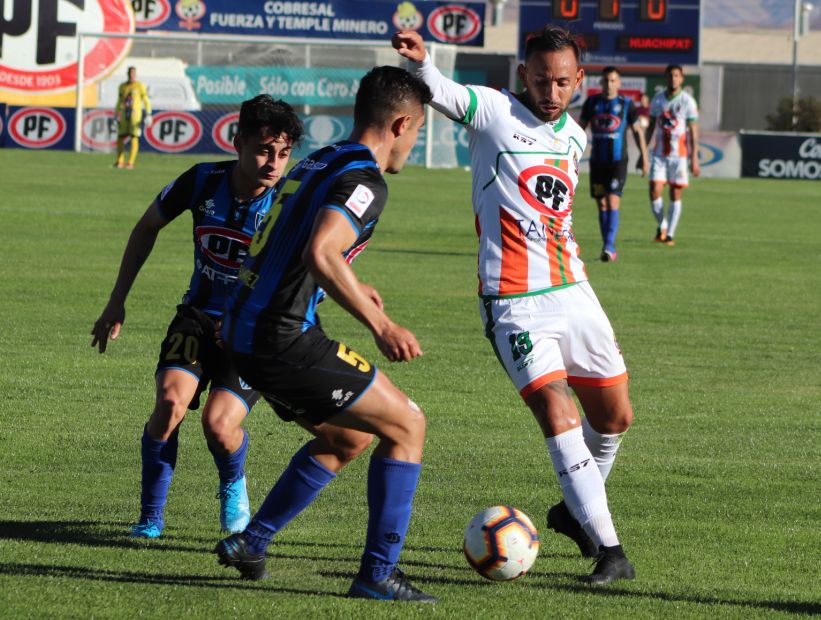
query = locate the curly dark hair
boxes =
[354,65,432,128]
[238,95,304,145]
[524,25,582,63]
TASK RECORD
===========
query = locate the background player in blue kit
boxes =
[213,66,437,603]
[91,96,303,538]
[580,66,649,262]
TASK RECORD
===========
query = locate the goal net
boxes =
[73,31,460,167]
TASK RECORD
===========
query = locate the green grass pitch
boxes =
[0,149,819,618]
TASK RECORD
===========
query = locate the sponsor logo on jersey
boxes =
[513,132,535,146]
[517,163,575,217]
[592,114,622,133]
[145,111,203,152]
[660,112,679,131]
[345,184,375,218]
[196,226,252,269]
[331,389,355,407]
[297,158,329,171]
[198,198,216,216]
[132,0,172,29]
[82,109,117,150]
[8,107,66,148]
[0,0,133,93]
[427,5,481,44]
[212,111,239,153]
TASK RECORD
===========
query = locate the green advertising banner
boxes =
[186,66,364,105]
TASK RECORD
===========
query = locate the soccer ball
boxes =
[463,506,539,581]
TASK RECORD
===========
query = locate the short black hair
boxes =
[602,66,620,77]
[665,64,684,76]
[238,95,303,145]
[524,25,582,63]
[354,66,432,129]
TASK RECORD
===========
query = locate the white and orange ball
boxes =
[463,506,539,581]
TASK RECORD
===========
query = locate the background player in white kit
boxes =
[646,64,700,246]
[393,26,636,585]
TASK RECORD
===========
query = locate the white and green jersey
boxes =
[413,55,588,298]
[649,89,698,158]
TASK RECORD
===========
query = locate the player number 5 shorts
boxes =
[480,281,628,399]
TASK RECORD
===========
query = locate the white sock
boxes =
[668,200,682,238]
[582,417,625,482]
[651,197,665,228]
[546,427,619,548]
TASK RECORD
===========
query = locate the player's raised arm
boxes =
[302,209,422,362]
[392,30,474,124]
[90,201,168,353]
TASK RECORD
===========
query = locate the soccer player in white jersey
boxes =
[393,26,636,585]
[646,64,700,246]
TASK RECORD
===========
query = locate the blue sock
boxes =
[139,426,178,527]
[598,209,608,245]
[358,457,422,583]
[209,428,248,484]
[605,209,620,253]
[243,442,336,554]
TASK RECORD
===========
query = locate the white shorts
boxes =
[650,155,689,187]
[480,281,628,399]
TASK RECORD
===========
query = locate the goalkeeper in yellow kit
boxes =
[114,66,152,169]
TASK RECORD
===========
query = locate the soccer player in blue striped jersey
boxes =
[92,96,304,539]
[213,66,438,603]
[580,67,649,262]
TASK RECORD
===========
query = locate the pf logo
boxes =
[212,111,239,153]
[0,0,133,93]
[197,227,252,269]
[132,0,172,29]
[145,111,203,152]
[426,5,481,44]
[593,114,621,133]
[8,107,66,148]
[82,109,118,150]
[660,112,679,131]
[517,163,575,217]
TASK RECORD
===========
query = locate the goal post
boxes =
[72,31,462,167]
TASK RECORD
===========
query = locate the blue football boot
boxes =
[129,518,163,539]
[218,476,250,533]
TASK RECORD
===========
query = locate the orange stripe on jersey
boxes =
[567,372,629,387]
[542,216,562,286]
[545,158,569,173]
[520,370,568,399]
[498,207,528,295]
[678,132,688,157]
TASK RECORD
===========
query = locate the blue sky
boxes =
[703,0,819,29]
